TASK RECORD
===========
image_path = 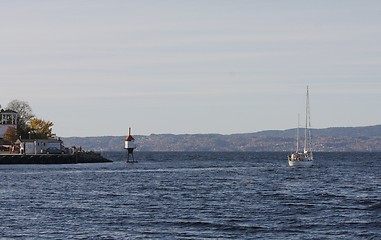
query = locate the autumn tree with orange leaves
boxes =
[29,118,54,139]
[3,126,18,143]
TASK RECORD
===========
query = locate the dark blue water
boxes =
[0,152,380,239]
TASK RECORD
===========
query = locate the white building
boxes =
[16,138,64,155]
[0,109,18,139]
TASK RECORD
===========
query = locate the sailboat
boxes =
[288,86,313,167]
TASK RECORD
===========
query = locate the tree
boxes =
[29,118,54,139]
[6,99,34,138]
[3,126,18,143]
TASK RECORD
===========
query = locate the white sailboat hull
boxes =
[288,158,313,167]
[288,152,313,167]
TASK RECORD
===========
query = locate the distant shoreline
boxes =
[61,125,381,152]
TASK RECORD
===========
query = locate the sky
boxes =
[1,0,380,137]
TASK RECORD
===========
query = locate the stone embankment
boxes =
[0,151,112,164]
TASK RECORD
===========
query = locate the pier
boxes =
[0,152,112,164]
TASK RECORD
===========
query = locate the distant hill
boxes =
[62,125,381,152]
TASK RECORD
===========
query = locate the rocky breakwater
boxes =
[75,151,112,163]
[0,151,112,164]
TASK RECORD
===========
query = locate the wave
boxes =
[175,220,266,233]
[368,202,381,211]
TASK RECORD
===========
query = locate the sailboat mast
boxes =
[304,86,310,153]
[297,113,300,152]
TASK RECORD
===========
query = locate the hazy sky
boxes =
[1,0,380,137]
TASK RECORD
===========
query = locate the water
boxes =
[0,152,380,239]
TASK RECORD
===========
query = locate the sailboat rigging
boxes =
[288,86,313,167]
